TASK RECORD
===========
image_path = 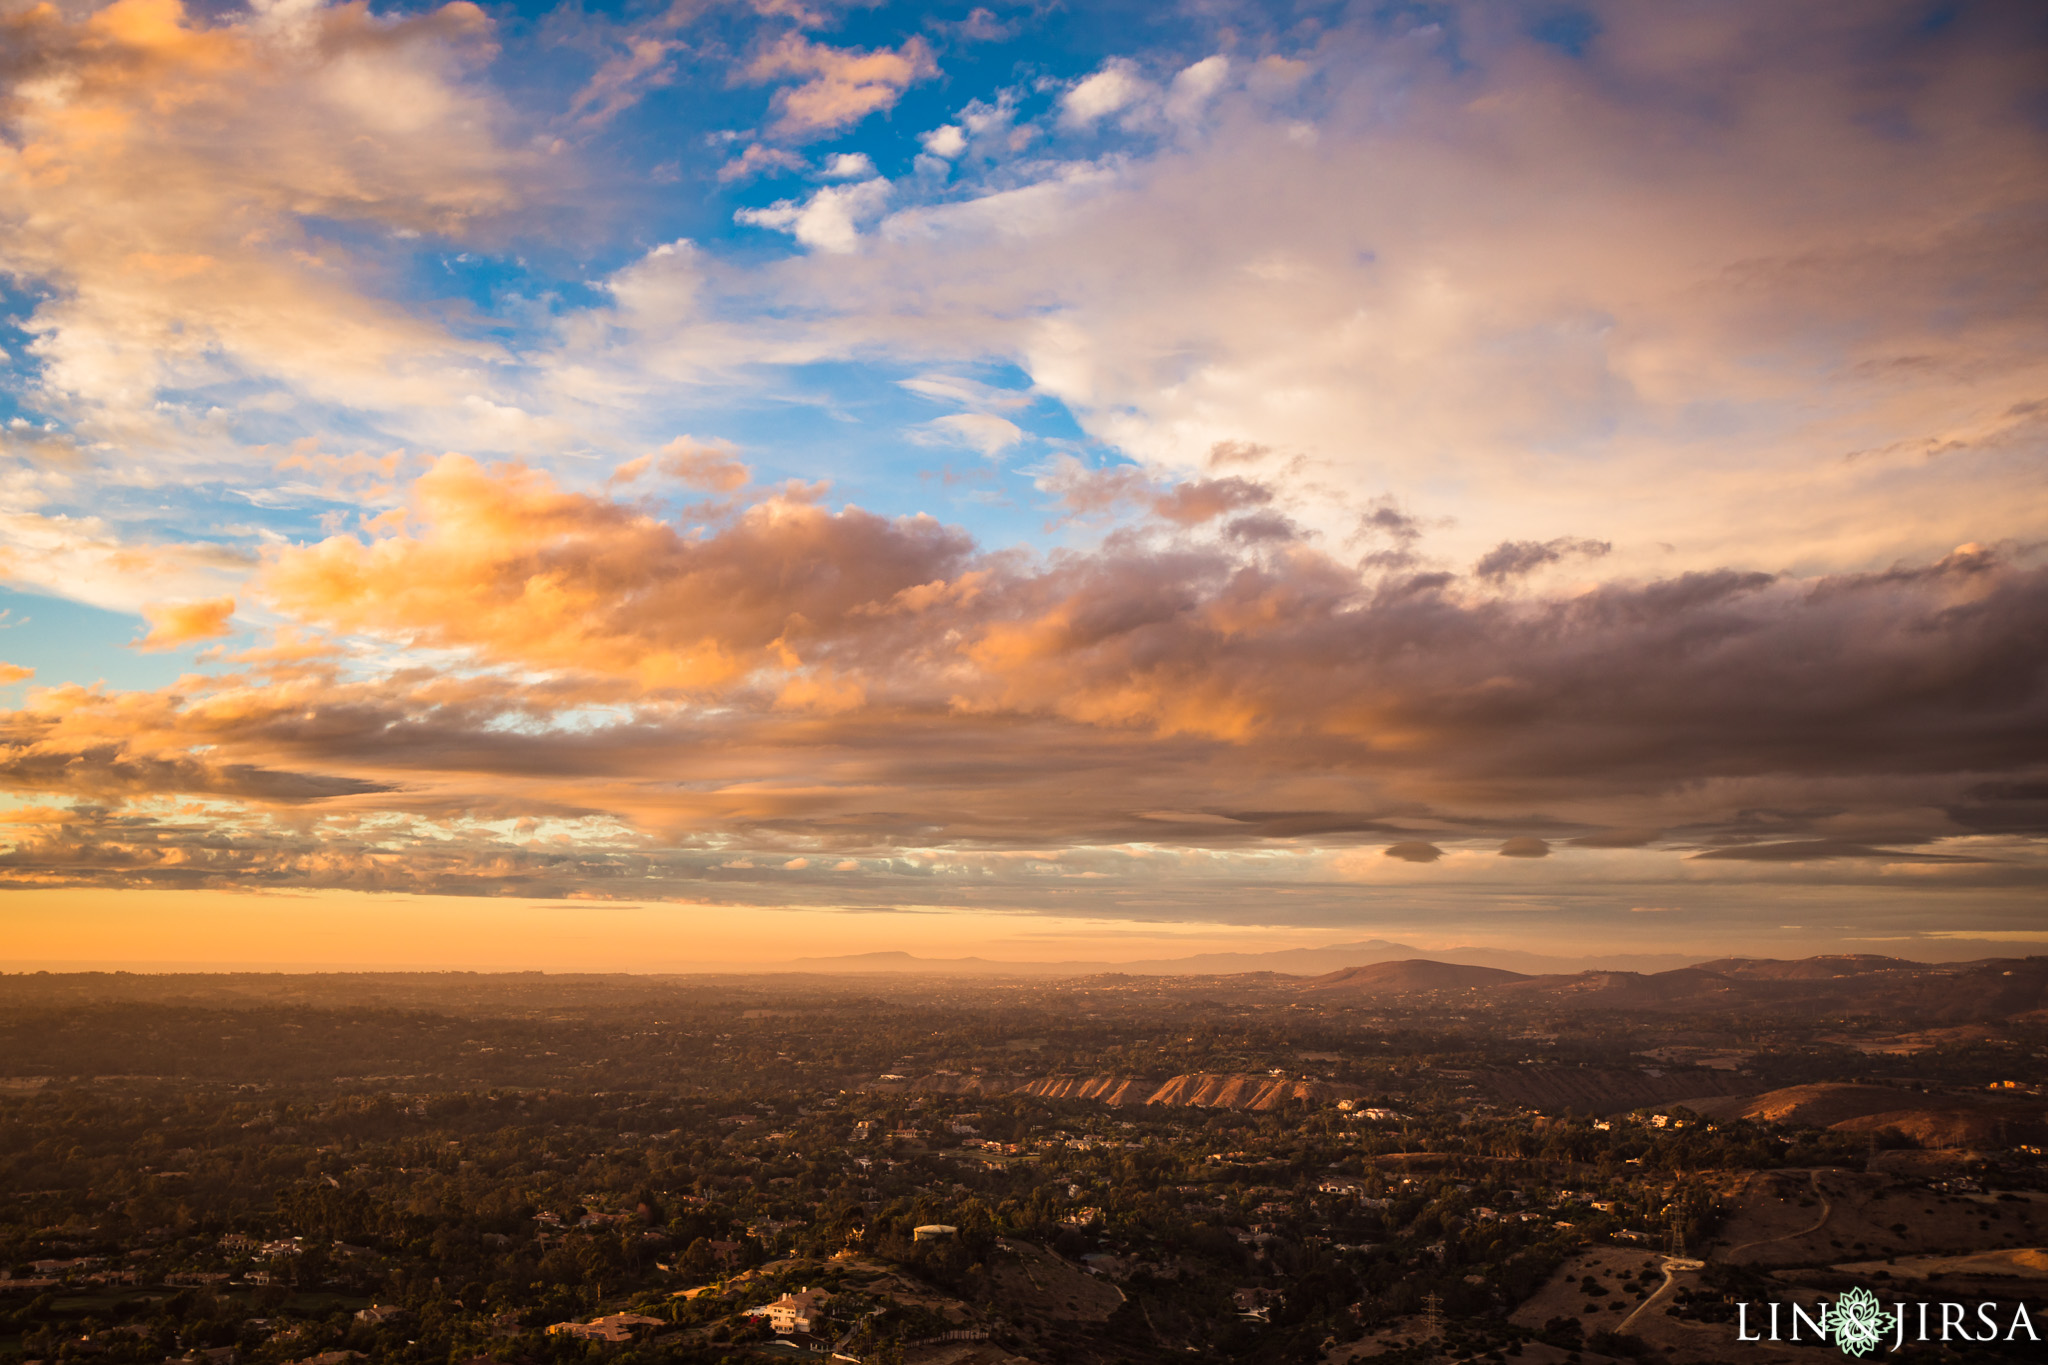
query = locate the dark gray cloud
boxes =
[1474,536,1613,582]
[0,743,391,803]
[1688,841,1989,863]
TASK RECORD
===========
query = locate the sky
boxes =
[0,0,2044,971]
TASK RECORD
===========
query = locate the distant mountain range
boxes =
[788,938,2043,979]
[786,946,2048,1021]
[1295,954,2048,1022]
[789,938,1702,977]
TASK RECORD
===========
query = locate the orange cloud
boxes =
[262,454,970,691]
[1034,456,1277,530]
[0,805,74,824]
[743,33,936,139]
[0,664,32,684]
[656,437,751,492]
[253,457,2048,784]
[135,597,236,650]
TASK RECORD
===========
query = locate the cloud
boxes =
[940,8,1011,44]
[920,125,967,159]
[1034,457,1273,527]
[1165,56,1229,123]
[743,33,937,139]
[719,143,807,182]
[260,454,975,690]
[1687,840,1984,863]
[0,458,2038,916]
[821,152,877,180]
[1498,836,1550,858]
[136,598,238,651]
[0,664,32,685]
[918,413,1024,457]
[1151,477,1273,526]
[570,35,681,126]
[1207,441,1272,468]
[899,374,1033,412]
[736,178,891,253]
[612,438,751,492]
[655,438,752,491]
[1060,59,1151,128]
[1571,829,1661,848]
[721,1,2048,581]
[230,464,2048,842]
[1475,537,1613,582]
[0,0,523,444]
[0,511,254,615]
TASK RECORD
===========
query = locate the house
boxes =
[750,1286,830,1334]
[354,1304,410,1327]
[912,1223,957,1241]
[1233,1287,1277,1323]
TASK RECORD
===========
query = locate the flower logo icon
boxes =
[1829,1286,1886,1357]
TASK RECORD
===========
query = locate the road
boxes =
[1725,1170,1833,1262]
[1617,1170,1834,1338]
[1617,1254,1705,1334]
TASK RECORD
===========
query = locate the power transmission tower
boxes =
[1667,1199,1688,1259]
[1420,1291,1444,1339]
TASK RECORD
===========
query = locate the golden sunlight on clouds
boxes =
[135,596,235,650]
[0,457,2024,926]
